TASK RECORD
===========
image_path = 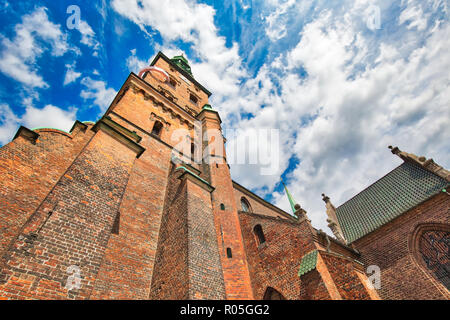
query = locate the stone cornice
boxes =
[176,166,214,193]
[92,118,145,158]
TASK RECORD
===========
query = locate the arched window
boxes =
[151,121,163,137]
[263,287,286,300]
[240,197,251,212]
[253,224,266,245]
[220,203,225,210]
[411,223,450,291]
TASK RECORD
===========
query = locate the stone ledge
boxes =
[13,126,39,144]
[92,118,145,158]
[69,120,88,133]
[175,166,214,193]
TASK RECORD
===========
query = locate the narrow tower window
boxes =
[226,248,232,258]
[220,203,225,210]
[151,121,163,138]
[189,93,198,105]
[111,212,120,235]
[253,224,266,245]
[169,77,177,88]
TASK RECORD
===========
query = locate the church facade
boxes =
[0,52,448,300]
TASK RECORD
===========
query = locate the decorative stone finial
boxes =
[322,193,346,244]
[293,203,309,222]
[321,193,330,202]
[388,145,450,182]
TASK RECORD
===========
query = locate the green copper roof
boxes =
[175,166,212,187]
[336,161,449,243]
[31,127,70,134]
[298,250,318,277]
[281,179,297,215]
[202,104,213,110]
[170,55,192,76]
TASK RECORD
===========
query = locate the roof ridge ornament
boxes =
[281,178,298,215]
[388,146,450,182]
[170,54,193,76]
[322,193,347,244]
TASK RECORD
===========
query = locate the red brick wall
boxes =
[185,176,225,299]
[353,192,450,300]
[149,165,190,300]
[238,211,317,299]
[110,83,196,147]
[0,126,93,259]
[149,165,225,300]
[145,57,209,115]
[90,135,173,299]
[200,110,254,300]
[320,253,372,300]
[89,75,200,299]
[299,269,332,300]
[0,128,139,299]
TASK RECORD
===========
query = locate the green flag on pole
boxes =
[281,179,297,215]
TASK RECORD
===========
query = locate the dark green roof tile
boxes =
[336,161,448,243]
[298,250,318,277]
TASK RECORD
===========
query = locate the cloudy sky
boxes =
[0,0,449,233]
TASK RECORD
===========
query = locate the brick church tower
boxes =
[0,52,253,299]
[0,52,448,300]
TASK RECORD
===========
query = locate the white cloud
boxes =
[63,63,82,85]
[126,49,149,73]
[0,7,72,88]
[113,0,247,112]
[21,104,77,130]
[399,3,428,30]
[0,104,20,145]
[80,77,117,112]
[264,0,296,41]
[114,0,450,238]
[255,5,449,233]
[0,103,77,145]
[78,20,100,51]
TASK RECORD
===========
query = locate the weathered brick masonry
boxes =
[353,192,450,300]
[0,121,143,299]
[238,211,317,299]
[0,51,448,300]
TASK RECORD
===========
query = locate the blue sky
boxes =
[0,0,449,232]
